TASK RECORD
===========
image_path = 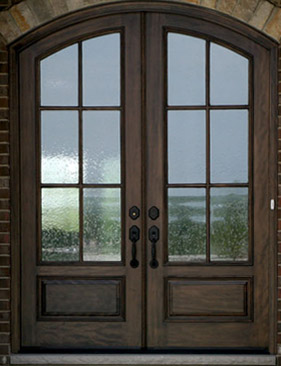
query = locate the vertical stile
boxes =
[206,41,211,263]
[78,41,83,262]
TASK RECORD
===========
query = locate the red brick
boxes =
[0,334,10,344]
[0,75,8,86]
[0,313,9,322]
[0,167,9,176]
[0,302,9,311]
[0,257,10,267]
[0,323,9,333]
[0,201,10,210]
[0,345,9,354]
[0,234,10,244]
[0,87,8,98]
[0,212,9,222]
[0,222,9,232]
[0,268,9,277]
[0,246,10,256]
[0,279,10,288]
[0,121,8,132]
[0,133,8,144]
[0,291,9,300]
[0,191,9,200]
[0,54,7,63]
[0,157,9,165]
[0,180,9,189]
[0,99,8,109]
[0,145,9,154]
[0,64,7,74]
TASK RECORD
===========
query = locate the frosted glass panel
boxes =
[168,111,206,183]
[211,110,248,183]
[42,188,79,262]
[41,111,79,184]
[168,188,206,262]
[210,43,248,105]
[83,189,121,261]
[83,34,120,106]
[41,44,78,106]
[210,188,248,262]
[168,33,205,106]
[83,111,120,184]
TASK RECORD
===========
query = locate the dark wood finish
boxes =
[39,277,124,319]
[20,14,143,349]
[146,12,274,350]
[166,278,251,320]
[10,3,277,353]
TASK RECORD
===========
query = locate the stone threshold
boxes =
[10,354,277,365]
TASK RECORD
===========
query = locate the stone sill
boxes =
[10,354,277,365]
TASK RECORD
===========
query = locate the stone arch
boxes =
[0,0,280,45]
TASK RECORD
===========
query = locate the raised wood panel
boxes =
[38,277,125,320]
[166,277,252,322]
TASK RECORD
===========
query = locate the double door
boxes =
[20,12,272,350]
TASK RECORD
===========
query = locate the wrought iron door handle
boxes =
[149,226,159,269]
[129,225,140,268]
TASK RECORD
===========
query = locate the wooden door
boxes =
[146,13,272,350]
[20,14,143,349]
[19,10,273,352]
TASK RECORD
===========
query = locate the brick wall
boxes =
[0,0,277,365]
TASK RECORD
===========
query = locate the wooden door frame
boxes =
[9,1,278,354]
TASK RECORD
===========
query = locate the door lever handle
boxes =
[129,225,140,268]
[149,225,159,269]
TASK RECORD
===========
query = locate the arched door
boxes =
[18,10,274,351]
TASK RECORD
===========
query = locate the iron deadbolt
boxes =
[149,206,159,220]
[129,206,140,220]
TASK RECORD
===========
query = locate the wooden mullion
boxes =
[78,41,83,263]
[39,106,123,111]
[166,105,249,111]
[206,40,211,264]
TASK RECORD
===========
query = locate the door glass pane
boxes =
[210,43,248,105]
[42,188,79,262]
[41,111,79,184]
[83,188,121,261]
[210,188,248,262]
[168,188,206,262]
[83,34,120,106]
[41,44,78,106]
[83,111,121,184]
[168,111,206,183]
[211,110,248,183]
[168,33,205,106]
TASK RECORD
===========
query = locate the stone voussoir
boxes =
[0,0,280,44]
[249,0,274,30]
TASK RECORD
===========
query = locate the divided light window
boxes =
[166,32,251,263]
[39,32,123,263]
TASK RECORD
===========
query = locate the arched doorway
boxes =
[13,4,277,353]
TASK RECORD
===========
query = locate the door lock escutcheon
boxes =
[148,206,159,220]
[149,225,159,269]
[129,225,140,268]
[129,206,140,220]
